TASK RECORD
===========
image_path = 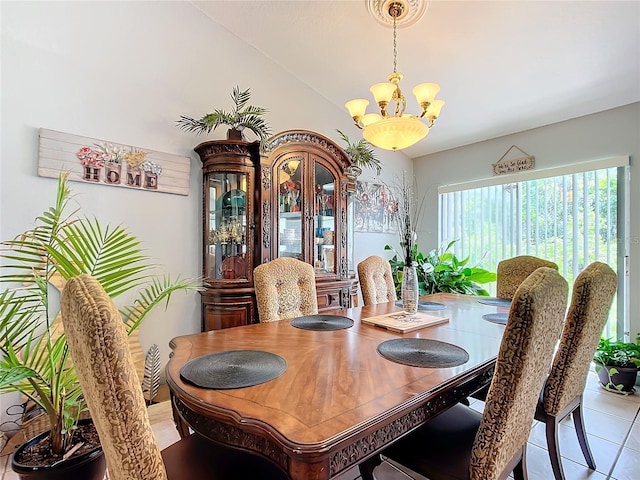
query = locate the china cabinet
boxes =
[196,131,358,331]
[260,130,358,311]
[196,139,261,331]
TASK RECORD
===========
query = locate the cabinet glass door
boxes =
[314,163,336,274]
[206,172,248,281]
[278,156,303,260]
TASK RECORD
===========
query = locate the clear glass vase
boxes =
[401,263,419,314]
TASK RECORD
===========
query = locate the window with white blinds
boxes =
[438,157,629,340]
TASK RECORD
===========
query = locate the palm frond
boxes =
[0,291,44,352]
[231,86,252,113]
[238,105,267,116]
[48,219,152,296]
[0,365,42,389]
[121,275,202,332]
[175,115,213,135]
[336,129,381,175]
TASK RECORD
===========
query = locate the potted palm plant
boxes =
[594,336,640,394]
[176,86,271,145]
[336,129,382,178]
[0,174,199,479]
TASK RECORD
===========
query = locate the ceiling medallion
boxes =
[366,0,429,28]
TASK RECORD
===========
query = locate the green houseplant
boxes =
[384,240,497,296]
[593,336,640,393]
[176,86,271,145]
[0,174,199,478]
[336,129,382,177]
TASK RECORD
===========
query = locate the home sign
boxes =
[38,128,190,195]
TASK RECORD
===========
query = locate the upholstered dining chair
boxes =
[496,255,558,299]
[359,267,568,480]
[254,257,318,322]
[535,261,617,480]
[60,274,289,480]
[357,255,397,305]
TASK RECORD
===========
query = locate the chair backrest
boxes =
[543,261,617,415]
[471,267,568,480]
[61,275,168,480]
[496,255,558,299]
[357,255,397,306]
[254,257,318,322]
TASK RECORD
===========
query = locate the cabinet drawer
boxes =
[201,290,257,331]
[317,292,342,310]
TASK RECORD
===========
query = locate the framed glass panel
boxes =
[278,157,303,260]
[314,163,336,274]
[206,172,248,280]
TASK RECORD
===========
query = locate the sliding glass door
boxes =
[438,158,629,340]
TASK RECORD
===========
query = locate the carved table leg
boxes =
[359,454,383,480]
[170,391,191,439]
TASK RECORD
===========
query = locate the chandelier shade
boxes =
[345,0,443,151]
[362,116,429,151]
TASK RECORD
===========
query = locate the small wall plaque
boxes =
[38,128,191,195]
[492,145,535,176]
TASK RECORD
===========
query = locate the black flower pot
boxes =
[595,362,639,394]
[11,420,105,480]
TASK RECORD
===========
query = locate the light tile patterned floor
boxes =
[1,371,638,479]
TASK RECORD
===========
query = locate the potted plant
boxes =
[336,129,382,178]
[176,86,271,145]
[384,240,497,296]
[593,336,640,394]
[0,174,199,479]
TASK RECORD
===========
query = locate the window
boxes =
[438,157,629,340]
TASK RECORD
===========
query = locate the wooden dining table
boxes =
[165,293,509,480]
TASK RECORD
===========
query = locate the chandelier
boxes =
[345,0,444,151]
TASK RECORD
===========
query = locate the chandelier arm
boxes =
[393,87,406,117]
[378,101,389,118]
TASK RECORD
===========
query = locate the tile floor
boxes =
[1,370,638,479]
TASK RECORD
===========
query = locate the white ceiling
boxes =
[194,0,640,158]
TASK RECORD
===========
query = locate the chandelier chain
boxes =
[392,14,398,73]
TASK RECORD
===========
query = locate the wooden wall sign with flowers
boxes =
[38,128,190,195]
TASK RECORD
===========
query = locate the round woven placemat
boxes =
[483,313,508,325]
[396,300,446,311]
[377,338,469,368]
[290,315,354,331]
[477,297,512,307]
[180,350,287,390]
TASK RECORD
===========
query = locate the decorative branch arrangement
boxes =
[393,173,424,264]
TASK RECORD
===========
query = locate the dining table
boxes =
[165,293,510,480]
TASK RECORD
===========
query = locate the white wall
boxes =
[413,102,640,338]
[0,0,410,379]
